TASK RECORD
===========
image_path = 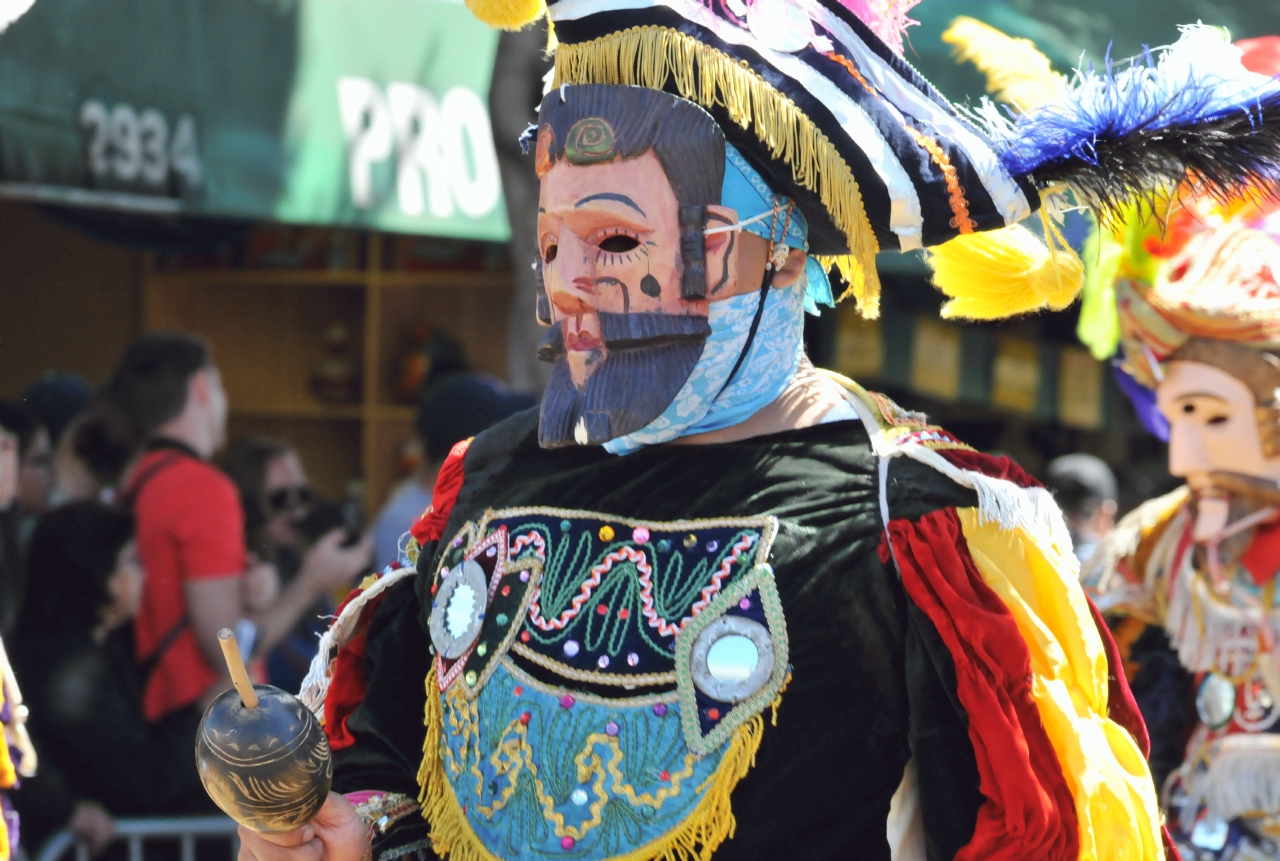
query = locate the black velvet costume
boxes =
[333,409,992,861]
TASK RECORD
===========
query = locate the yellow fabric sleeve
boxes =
[957,509,1162,861]
[0,676,12,861]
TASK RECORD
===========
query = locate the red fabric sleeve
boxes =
[1085,594,1149,757]
[885,510,1079,861]
[410,438,470,546]
[937,449,1043,489]
[324,438,471,752]
[324,587,390,751]
[169,463,246,579]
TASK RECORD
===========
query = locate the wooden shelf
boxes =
[143,235,513,514]
[375,405,416,421]
[376,270,511,290]
[146,268,511,291]
[231,403,364,420]
[148,269,367,289]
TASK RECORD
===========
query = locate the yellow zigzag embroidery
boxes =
[418,661,777,861]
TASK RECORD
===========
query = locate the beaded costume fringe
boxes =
[551,26,883,318]
[417,663,784,861]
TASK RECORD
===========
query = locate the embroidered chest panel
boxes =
[422,507,788,861]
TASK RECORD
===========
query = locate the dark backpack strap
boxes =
[123,449,194,684]
[119,451,185,511]
[137,616,191,685]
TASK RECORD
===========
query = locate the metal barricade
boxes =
[34,816,239,861]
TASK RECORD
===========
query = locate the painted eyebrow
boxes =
[1175,392,1230,402]
[575,193,646,217]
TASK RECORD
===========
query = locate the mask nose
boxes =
[544,228,597,318]
[1168,419,1212,479]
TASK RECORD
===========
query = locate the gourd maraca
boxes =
[195,629,332,832]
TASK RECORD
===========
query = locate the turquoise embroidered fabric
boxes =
[426,508,790,860]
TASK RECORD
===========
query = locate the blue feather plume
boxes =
[978,25,1280,219]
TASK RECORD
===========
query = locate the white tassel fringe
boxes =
[297,566,416,717]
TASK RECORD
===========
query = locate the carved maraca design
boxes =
[195,630,333,833]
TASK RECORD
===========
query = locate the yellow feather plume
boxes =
[927,221,1083,320]
[943,16,1066,113]
[464,0,545,31]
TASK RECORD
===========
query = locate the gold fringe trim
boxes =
[418,666,782,861]
[552,26,882,318]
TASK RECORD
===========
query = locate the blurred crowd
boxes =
[0,330,1134,860]
[0,331,533,856]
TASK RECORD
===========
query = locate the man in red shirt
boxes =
[106,333,371,722]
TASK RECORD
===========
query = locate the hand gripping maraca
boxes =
[195,629,332,832]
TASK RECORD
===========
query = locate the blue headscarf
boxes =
[603,145,832,455]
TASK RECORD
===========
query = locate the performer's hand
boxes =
[238,793,368,861]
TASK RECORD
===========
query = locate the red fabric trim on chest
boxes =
[410,438,471,546]
[885,510,1078,861]
[1241,517,1280,585]
[937,450,1043,489]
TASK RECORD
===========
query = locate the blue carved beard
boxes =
[536,313,710,448]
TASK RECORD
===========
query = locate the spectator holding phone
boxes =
[221,437,372,692]
[102,332,372,723]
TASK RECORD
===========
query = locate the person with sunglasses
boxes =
[222,437,373,692]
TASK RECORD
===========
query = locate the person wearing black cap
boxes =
[1045,454,1118,565]
[371,373,537,568]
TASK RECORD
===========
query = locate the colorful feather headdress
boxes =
[1063,35,1280,440]
[468,0,1280,321]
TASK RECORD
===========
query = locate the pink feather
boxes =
[834,0,919,55]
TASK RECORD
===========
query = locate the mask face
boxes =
[1157,360,1280,486]
[532,94,736,448]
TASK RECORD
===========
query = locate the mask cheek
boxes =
[1211,417,1271,475]
[592,266,651,313]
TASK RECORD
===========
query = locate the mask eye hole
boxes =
[599,235,639,253]
[543,244,558,263]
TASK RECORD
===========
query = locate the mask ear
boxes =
[679,205,708,300]
[703,204,739,299]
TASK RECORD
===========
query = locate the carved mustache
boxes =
[536,313,711,363]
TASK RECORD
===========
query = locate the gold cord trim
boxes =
[552,25,882,317]
[909,132,975,234]
[418,660,781,861]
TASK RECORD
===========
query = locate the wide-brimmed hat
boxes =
[472,0,1280,320]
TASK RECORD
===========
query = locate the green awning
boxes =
[0,0,510,240]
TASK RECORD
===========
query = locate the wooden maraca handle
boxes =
[217,628,259,708]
